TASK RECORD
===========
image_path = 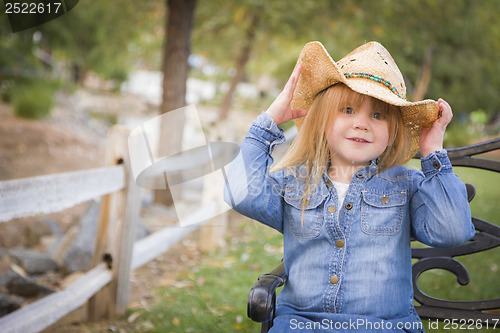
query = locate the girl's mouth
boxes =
[348,137,370,143]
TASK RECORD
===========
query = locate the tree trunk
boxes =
[412,45,433,102]
[154,0,197,205]
[218,13,260,120]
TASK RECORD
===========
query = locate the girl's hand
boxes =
[265,64,308,126]
[419,98,453,157]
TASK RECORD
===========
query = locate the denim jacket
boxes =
[225,112,475,332]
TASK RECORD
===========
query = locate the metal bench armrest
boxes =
[247,261,287,324]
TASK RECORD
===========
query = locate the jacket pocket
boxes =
[284,187,325,238]
[361,190,406,235]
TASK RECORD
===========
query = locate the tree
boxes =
[36,0,158,84]
[345,0,500,116]
[160,0,197,113]
[194,0,336,120]
[155,0,197,205]
[218,10,260,120]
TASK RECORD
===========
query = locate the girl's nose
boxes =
[352,114,369,130]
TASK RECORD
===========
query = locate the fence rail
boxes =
[0,263,112,333]
[0,165,124,223]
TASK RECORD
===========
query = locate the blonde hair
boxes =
[271,83,412,200]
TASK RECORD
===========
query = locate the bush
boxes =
[0,80,14,103]
[443,122,475,148]
[11,79,58,119]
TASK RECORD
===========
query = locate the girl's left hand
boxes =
[419,98,452,157]
[265,64,307,126]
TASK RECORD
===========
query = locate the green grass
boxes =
[131,219,284,332]
[132,163,499,333]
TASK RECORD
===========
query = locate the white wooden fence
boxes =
[0,126,213,333]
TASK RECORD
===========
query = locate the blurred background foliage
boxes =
[0,0,499,145]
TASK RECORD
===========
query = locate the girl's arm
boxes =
[410,99,475,247]
[224,112,286,232]
[410,151,474,247]
[224,65,307,233]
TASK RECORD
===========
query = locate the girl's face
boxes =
[327,97,390,171]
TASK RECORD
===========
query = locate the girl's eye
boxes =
[372,112,384,120]
[342,107,354,114]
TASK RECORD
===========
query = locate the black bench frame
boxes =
[248,138,500,332]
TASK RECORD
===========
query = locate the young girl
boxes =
[225,41,475,332]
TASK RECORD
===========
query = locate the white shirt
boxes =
[333,181,349,213]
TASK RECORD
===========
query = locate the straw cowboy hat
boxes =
[291,41,439,162]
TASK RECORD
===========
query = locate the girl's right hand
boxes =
[265,64,308,126]
[419,98,453,157]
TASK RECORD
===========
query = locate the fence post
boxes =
[115,139,141,316]
[198,118,232,251]
[199,181,228,252]
[88,126,140,320]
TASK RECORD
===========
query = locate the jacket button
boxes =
[328,206,336,213]
[433,162,440,169]
[304,199,310,206]
[345,203,353,210]
[336,240,344,248]
[330,275,339,284]
[381,196,390,204]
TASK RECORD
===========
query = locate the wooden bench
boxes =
[247,138,500,332]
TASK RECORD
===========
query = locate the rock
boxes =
[62,201,99,273]
[40,235,59,253]
[50,226,78,270]
[56,200,150,274]
[0,293,22,317]
[6,274,54,297]
[0,216,65,250]
[0,221,27,248]
[0,261,10,275]
[135,220,150,240]
[0,263,17,293]
[9,248,58,275]
[25,218,54,248]
[8,263,27,278]
[63,245,92,274]
[0,217,61,249]
[0,263,57,298]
